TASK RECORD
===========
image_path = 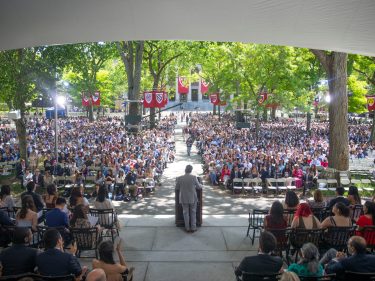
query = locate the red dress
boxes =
[356,215,374,244]
[292,168,303,188]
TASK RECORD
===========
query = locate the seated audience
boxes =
[356,201,375,232]
[291,203,321,229]
[307,189,325,209]
[288,243,323,277]
[0,227,38,276]
[347,185,361,205]
[235,231,283,281]
[321,202,352,228]
[45,197,69,228]
[264,201,287,229]
[324,236,375,274]
[21,181,45,212]
[16,195,38,231]
[327,187,350,211]
[43,183,58,209]
[93,239,133,281]
[70,186,89,209]
[283,190,299,211]
[87,268,107,281]
[0,185,15,209]
[36,228,86,278]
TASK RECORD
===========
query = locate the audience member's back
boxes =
[0,227,38,276]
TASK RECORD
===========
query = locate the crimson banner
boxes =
[258,92,268,104]
[265,103,279,109]
[209,93,220,105]
[91,92,101,106]
[367,95,375,111]
[178,77,189,94]
[201,78,209,94]
[143,92,155,108]
[154,92,164,108]
[82,93,90,107]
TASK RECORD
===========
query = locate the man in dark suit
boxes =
[32,169,44,189]
[0,227,38,276]
[15,158,27,187]
[36,228,85,278]
[175,165,203,233]
[21,181,44,212]
[325,236,375,274]
[235,231,282,281]
[327,187,350,211]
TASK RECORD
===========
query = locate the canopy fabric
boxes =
[0,0,375,56]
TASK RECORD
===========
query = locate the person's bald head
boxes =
[348,236,367,255]
[86,268,107,281]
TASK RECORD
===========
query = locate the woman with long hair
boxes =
[284,190,299,210]
[347,185,361,205]
[356,201,375,231]
[43,183,58,209]
[321,202,352,228]
[287,243,323,277]
[69,186,89,209]
[92,240,134,281]
[308,189,325,209]
[16,195,37,231]
[0,185,15,209]
[94,185,114,210]
[264,201,287,230]
[291,203,321,229]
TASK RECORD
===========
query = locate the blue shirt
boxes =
[45,208,69,228]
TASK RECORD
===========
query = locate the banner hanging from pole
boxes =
[82,93,90,107]
[366,95,375,111]
[91,92,101,106]
[200,78,209,94]
[178,77,189,94]
[143,92,155,108]
[258,92,268,105]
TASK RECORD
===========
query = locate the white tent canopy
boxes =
[1,0,375,56]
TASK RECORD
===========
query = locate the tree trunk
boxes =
[213,104,216,115]
[271,107,276,120]
[311,50,349,170]
[15,117,27,162]
[370,112,375,144]
[88,104,94,122]
[262,107,268,121]
[306,111,312,134]
[255,109,260,142]
[314,105,319,119]
[218,105,221,121]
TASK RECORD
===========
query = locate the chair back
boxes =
[0,273,75,281]
[350,204,363,223]
[37,225,69,248]
[311,207,329,222]
[89,208,115,228]
[290,228,323,249]
[70,227,99,258]
[344,271,375,281]
[299,274,336,281]
[283,209,296,226]
[323,226,355,251]
[362,226,375,251]
[249,209,269,228]
[237,272,280,281]
[265,228,290,255]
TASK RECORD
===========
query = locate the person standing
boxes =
[175,165,203,233]
[186,137,193,156]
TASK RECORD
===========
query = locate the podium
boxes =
[175,188,202,227]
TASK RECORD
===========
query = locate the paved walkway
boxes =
[84,121,273,281]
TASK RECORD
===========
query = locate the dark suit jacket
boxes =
[235,254,283,281]
[326,253,375,274]
[32,174,45,188]
[0,244,38,276]
[36,248,82,277]
[21,191,44,212]
[0,209,13,226]
[327,196,350,210]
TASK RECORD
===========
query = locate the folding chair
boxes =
[246,209,269,244]
[343,271,375,281]
[321,226,355,252]
[84,175,96,190]
[144,178,156,194]
[286,178,297,190]
[232,178,243,195]
[236,272,280,281]
[362,226,375,252]
[350,204,363,223]
[89,208,119,242]
[289,228,323,262]
[242,178,253,195]
[251,178,263,195]
[70,227,101,258]
[266,178,277,195]
[276,178,287,193]
[317,179,327,190]
[326,179,338,191]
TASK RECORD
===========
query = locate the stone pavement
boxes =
[81,120,275,281]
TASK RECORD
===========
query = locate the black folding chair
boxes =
[362,226,375,252]
[89,208,119,241]
[246,209,269,245]
[350,204,363,223]
[289,228,323,262]
[70,227,101,258]
[299,274,336,281]
[265,228,291,264]
[321,226,355,252]
[236,272,280,281]
[343,271,375,281]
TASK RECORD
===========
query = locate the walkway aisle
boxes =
[85,120,261,281]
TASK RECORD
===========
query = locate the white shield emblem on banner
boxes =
[156,92,163,104]
[145,92,153,104]
[92,92,100,102]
